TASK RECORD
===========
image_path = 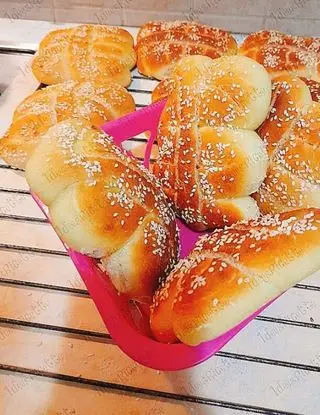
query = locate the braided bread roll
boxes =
[254,74,320,214]
[0,80,135,169]
[32,25,136,87]
[25,119,179,301]
[151,208,320,345]
[136,20,237,80]
[240,30,320,81]
[153,55,271,231]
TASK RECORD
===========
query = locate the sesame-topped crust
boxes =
[150,208,320,345]
[240,30,320,81]
[25,118,179,300]
[136,20,237,80]
[153,55,271,231]
[0,80,135,169]
[254,74,320,214]
[32,25,136,87]
[301,77,320,102]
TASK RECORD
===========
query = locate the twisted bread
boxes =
[240,30,320,81]
[25,119,179,301]
[0,80,135,169]
[153,55,271,231]
[151,208,320,345]
[32,25,136,87]
[136,20,237,80]
[254,74,320,214]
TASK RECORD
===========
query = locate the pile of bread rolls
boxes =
[2,22,320,346]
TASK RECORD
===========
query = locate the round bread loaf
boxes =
[32,25,136,87]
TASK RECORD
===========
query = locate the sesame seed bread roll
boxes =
[153,55,271,231]
[25,119,179,301]
[136,21,237,80]
[255,74,320,214]
[258,75,312,157]
[0,80,135,170]
[240,30,320,81]
[32,25,136,87]
[151,208,320,345]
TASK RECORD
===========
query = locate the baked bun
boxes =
[254,74,320,214]
[136,21,237,80]
[151,208,320,345]
[153,55,271,231]
[0,80,135,169]
[32,25,136,87]
[240,30,320,81]
[25,119,179,301]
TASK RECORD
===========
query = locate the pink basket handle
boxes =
[100,99,166,169]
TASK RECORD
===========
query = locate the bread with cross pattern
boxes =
[136,20,237,80]
[152,55,271,231]
[0,80,135,170]
[32,24,136,87]
[240,30,320,81]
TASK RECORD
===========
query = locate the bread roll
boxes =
[25,119,179,301]
[136,21,237,80]
[0,80,135,169]
[151,208,320,345]
[32,25,136,87]
[255,74,320,214]
[153,55,271,231]
[240,30,320,81]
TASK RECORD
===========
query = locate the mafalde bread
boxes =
[240,30,320,81]
[153,55,271,231]
[255,74,320,214]
[136,21,237,80]
[32,25,136,87]
[0,80,135,170]
[151,208,320,345]
[25,119,179,301]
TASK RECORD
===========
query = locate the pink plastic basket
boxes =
[32,100,276,371]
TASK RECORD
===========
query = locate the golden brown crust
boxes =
[152,77,175,103]
[254,74,320,214]
[136,20,237,80]
[32,25,136,86]
[25,119,179,300]
[240,30,320,81]
[0,80,135,169]
[301,77,320,102]
[258,75,312,157]
[151,208,320,345]
[153,55,271,231]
